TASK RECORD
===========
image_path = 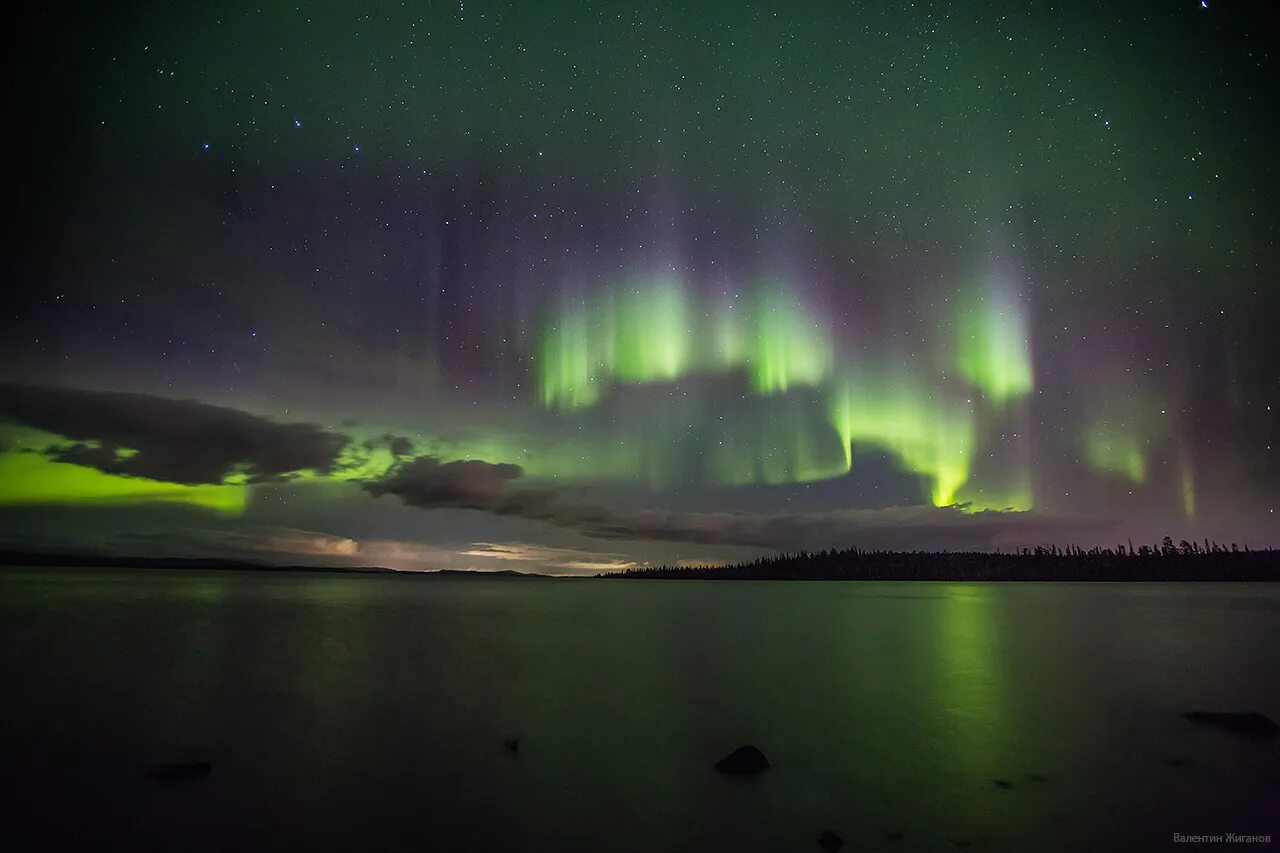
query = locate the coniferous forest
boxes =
[601,539,1279,581]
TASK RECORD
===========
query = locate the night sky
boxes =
[3,0,1277,573]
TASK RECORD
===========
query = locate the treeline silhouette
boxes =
[601,538,1280,581]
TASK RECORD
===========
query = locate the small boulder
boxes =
[1185,711,1279,737]
[713,744,770,775]
[817,828,844,851]
[147,761,212,783]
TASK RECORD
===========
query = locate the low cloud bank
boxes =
[0,383,347,484]
[366,454,1107,552]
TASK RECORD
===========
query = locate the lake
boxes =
[2,569,1277,851]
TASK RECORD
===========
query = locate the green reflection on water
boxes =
[934,586,1008,775]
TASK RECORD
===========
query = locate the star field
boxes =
[3,0,1276,572]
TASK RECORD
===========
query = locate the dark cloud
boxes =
[338,433,415,476]
[365,454,1109,552]
[386,434,414,458]
[0,383,348,484]
[46,442,122,470]
[356,433,414,457]
[364,455,523,510]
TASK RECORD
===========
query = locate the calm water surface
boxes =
[2,570,1277,851]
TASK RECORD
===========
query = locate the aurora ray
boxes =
[0,0,1273,568]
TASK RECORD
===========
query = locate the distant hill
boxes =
[0,550,550,578]
[602,543,1280,581]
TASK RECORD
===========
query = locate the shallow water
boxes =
[2,569,1277,851]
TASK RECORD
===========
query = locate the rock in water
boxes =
[1185,711,1279,737]
[148,761,212,782]
[713,744,770,775]
[818,828,844,851]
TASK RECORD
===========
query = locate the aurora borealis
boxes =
[3,0,1276,572]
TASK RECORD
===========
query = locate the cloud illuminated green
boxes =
[0,429,247,515]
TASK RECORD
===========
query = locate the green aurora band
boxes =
[954,286,1034,405]
[0,276,1050,515]
[1085,422,1149,484]
[0,277,1208,522]
[535,277,1037,508]
[829,374,976,507]
[537,280,833,409]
